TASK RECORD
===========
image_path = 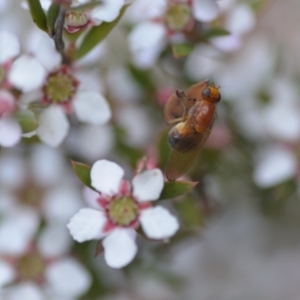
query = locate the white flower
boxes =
[0,31,20,64]
[0,90,22,147]
[192,0,219,22]
[253,145,297,188]
[67,159,179,269]
[0,223,91,298]
[65,0,125,32]
[210,3,255,52]
[128,0,220,67]
[7,34,111,147]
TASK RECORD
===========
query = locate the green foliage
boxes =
[75,4,129,59]
[203,27,230,39]
[71,160,95,191]
[27,0,48,32]
[159,180,198,200]
[172,43,194,58]
[17,110,38,133]
[175,196,204,227]
[46,3,60,36]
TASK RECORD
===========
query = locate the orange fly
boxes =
[164,80,221,181]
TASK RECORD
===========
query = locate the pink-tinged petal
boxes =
[37,105,69,147]
[129,22,166,52]
[132,169,164,202]
[37,224,72,258]
[253,146,297,188]
[140,206,179,239]
[4,282,44,300]
[0,260,15,288]
[90,160,124,195]
[0,116,22,147]
[90,0,125,24]
[73,91,111,125]
[102,228,137,269]
[45,258,91,297]
[8,55,46,92]
[0,31,20,63]
[83,186,102,209]
[0,90,15,116]
[67,208,107,242]
[192,0,219,22]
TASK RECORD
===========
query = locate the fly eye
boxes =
[202,88,211,97]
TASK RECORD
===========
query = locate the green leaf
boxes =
[27,0,48,32]
[203,27,230,39]
[17,110,38,133]
[175,196,204,227]
[71,160,95,190]
[159,180,197,200]
[172,43,193,58]
[47,3,60,36]
[75,4,129,60]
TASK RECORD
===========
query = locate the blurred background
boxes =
[1,0,300,299]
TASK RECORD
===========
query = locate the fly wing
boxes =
[166,118,214,181]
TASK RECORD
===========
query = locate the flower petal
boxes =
[225,4,255,36]
[253,146,297,188]
[90,159,124,195]
[30,145,67,187]
[0,116,22,147]
[140,206,179,239]
[102,228,137,268]
[0,208,39,254]
[42,186,83,224]
[83,186,102,209]
[0,89,15,116]
[129,22,166,52]
[192,0,219,22]
[67,208,107,242]
[132,169,164,202]
[90,0,125,23]
[37,224,72,258]
[73,91,111,125]
[0,31,20,63]
[0,260,15,288]
[31,34,61,71]
[8,55,46,92]
[37,105,69,147]
[128,0,167,22]
[4,282,44,300]
[45,258,91,297]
